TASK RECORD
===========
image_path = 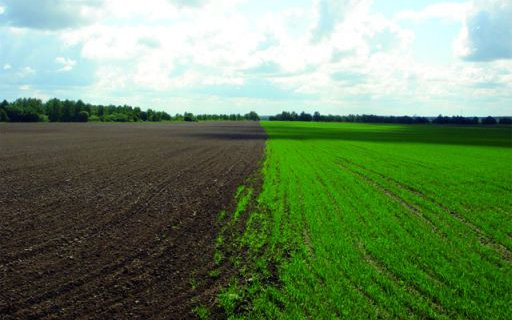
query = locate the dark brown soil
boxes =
[0,122,266,319]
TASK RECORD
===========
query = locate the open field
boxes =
[219,122,512,319]
[1,121,511,319]
[0,122,266,319]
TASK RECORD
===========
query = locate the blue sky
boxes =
[0,0,511,115]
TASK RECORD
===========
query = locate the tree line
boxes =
[0,98,260,123]
[268,111,511,125]
[195,111,260,121]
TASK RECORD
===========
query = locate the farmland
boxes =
[1,121,511,319]
[0,122,266,319]
[218,122,512,319]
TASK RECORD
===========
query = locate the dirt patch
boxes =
[0,122,266,319]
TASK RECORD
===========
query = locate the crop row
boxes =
[216,122,512,319]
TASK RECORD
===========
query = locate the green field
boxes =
[217,122,512,319]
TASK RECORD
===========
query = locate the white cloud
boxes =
[61,0,501,112]
[138,37,161,49]
[0,6,5,14]
[395,2,470,22]
[100,0,244,22]
[168,0,209,8]
[20,66,35,76]
[100,0,178,21]
[0,0,105,30]
[454,0,512,61]
[3,64,11,70]
[0,0,510,115]
[59,6,265,92]
[310,0,372,43]
[55,57,76,72]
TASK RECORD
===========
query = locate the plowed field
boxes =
[0,122,266,319]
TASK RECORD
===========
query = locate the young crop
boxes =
[217,122,512,319]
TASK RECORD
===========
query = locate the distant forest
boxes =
[1,98,509,125]
[269,111,512,125]
[0,98,260,123]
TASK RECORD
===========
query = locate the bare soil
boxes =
[0,122,266,319]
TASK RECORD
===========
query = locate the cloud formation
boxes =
[0,0,104,30]
[310,0,371,43]
[55,57,77,72]
[395,2,469,22]
[168,0,209,8]
[455,0,512,61]
[0,0,510,115]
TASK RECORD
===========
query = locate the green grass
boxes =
[218,122,512,319]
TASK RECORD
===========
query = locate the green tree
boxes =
[0,108,8,121]
[153,111,162,122]
[76,111,89,122]
[147,109,155,121]
[245,111,260,121]
[98,105,105,118]
[107,113,129,122]
[84,103,92,116]
[184,112,196,122]
[299,111,312,121]
[133,107,142,121]
[499,117,512,125]
[25,98,44,115]
[0,100,8,122]
[61,100,76,122]
[482,116,497,125]
[75,100,85,112]
[161,112,171,121]
[46,98,62,122]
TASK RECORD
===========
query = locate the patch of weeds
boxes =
[193,305,210,320]
[217,210,227,222]
[190,277,199,290]
[234,185,246,199]
[208,269,221,279]
[216,234,224,247]
[231,187,253,224]
[214,251,223,265]
[218,280,243,315]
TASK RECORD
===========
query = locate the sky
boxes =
[0,0,511,116]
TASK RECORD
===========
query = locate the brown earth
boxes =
[0,122,266,319]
